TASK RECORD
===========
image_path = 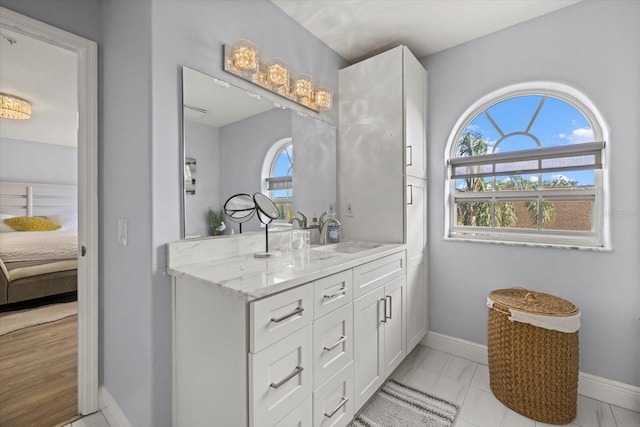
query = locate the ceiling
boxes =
[0,1,581,143]
[182,66,276,128]
[271,0,581,63]
[0,27,77,147]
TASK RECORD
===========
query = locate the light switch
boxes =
[117,219,128,246]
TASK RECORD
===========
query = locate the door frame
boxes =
[0,6,99,414]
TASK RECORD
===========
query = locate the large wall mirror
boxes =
[181,66,337,239]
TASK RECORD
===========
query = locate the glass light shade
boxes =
[315,87,333,110]
[0,94,31,119]
[267,59,289,87]
[293,74,314,98]
[232,39,259,72]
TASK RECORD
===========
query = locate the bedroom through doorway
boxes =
[0,7,98,426]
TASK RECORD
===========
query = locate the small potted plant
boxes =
[207,208,226,236]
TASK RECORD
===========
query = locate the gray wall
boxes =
[0,138,77,184]
[219,108,291,233]
[422,0,640,387]
[101,0,154,424]
[184,120,220,238]
[150,1,346,425]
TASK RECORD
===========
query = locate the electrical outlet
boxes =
[346,203,353,217]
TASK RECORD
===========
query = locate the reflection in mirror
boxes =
[223,193,255,233]
[185,157,196,195]
[181,66,337,239]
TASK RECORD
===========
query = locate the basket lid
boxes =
[489,288,579,316]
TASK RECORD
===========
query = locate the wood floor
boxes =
[0,314,78,427]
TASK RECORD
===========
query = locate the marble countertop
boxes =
[167,241,405,300]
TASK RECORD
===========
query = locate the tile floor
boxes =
[392,345,640,427]
[62,345,640,427]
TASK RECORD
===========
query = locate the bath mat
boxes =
[350,379,459,427]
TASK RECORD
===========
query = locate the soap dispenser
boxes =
[326,212,341,244]
[308,213,320,245]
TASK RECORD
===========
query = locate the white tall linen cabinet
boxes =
[339,45,428,354]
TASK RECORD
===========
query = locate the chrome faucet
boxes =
[289,211,307,229]
[319,217,342,245]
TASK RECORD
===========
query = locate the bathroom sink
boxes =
[313,241,383,254]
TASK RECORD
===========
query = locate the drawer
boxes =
[250,325,313,427]
[250,284,314,353]
[313,270,353,319]
[313,303,353,389]
[353,251,406,299]
[313,362,354,427]
[274,396,313,427]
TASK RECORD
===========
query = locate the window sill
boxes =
[444,236,612,252]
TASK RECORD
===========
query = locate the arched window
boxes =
[262,138,293,222]
[445,83,608,248]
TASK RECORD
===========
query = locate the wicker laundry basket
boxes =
[487,288,580,425]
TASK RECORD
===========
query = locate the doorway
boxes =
[0,5,98,422]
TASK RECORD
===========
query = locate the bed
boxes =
[0,182,78,305]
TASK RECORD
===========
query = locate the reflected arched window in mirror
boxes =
[262,138,293,223]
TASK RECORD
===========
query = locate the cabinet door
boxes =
[406,261,427,353]
[313,362,354,427]
[250,325,313,427]
[406,176,426,262]
[274,396,313,427]
[353,287,385,411]
[383,276,406,377]
[313,303,353,389]
[403,46,427,179]
[406,176,427,353]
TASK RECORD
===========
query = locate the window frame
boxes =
[444,82,610,250]
[261,137,293,225]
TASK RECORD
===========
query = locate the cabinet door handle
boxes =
[323,335,347,352]
[324,396,349,418]
[270,306,304,323]
[322,286,346,300]
[407,184,413,205]
[270,365,304,389]
[386,295,392,320]
[380,298,387,324]
[406,145,413,166]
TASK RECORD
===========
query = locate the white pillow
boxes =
[0,214,15,232]
[47,213,78,232]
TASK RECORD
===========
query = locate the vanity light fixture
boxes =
[0,93,31,120]
[223,40,333,112]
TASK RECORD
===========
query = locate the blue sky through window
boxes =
[272,144,292,199]
[460,95,595,186]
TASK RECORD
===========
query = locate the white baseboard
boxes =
[99,386,132,427]
[422,331,640,412]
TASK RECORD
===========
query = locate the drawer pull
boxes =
[380,298,387,324]
[322,286,346,300]
[324,397,349,418]
[323,335,347,352]
[270,365,304,389]
[270,306,304,323]
[386,295,392,320]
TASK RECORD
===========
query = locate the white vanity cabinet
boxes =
[352,255,407,411]
[339,45,428,355]
[170,243,406,427]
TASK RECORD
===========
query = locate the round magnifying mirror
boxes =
[223,194,256,233]
[253,193,280,225]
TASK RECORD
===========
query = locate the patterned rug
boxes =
[350,379,459,427]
